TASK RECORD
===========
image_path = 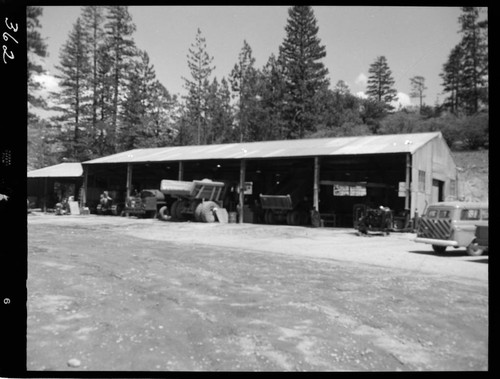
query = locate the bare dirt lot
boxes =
[27,213,488,371]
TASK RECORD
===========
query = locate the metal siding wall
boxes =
[410,137,457,215]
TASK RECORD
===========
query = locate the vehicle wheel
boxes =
[299,211,309,225]
[265,210,276,225]
[158,206,171,221]
[432,245,447,254]
[194,202,204,222]
[200,201,217,223]
[174,200,185,220]
[290,210,301,226]
[112,204,123,216]
[263,210,270,224]
[170,200,180,219]
[466,241,484,256]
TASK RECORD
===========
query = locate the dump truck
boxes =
[259,172,311,226]
[159,179,228,223]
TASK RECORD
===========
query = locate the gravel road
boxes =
[27,214,488,371]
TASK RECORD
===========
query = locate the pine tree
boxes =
[182,28,215,145]
[94,42,116,157]
[409,76,427,108]
[104,5,137,151]
[53,17,91,161]
[148,81,179,147]
[457,7,488,114]
[81,6,107,139]
[440,45,464,114]
[440,7,488,115]
[27,6,48,109]
[279,6,329,139]
[260,54,287,140]
[366,56,398,110]
[27,6,52,169]
[205,77,234,144]
[229,40,262,142]
[312,82,363,136]
[121,50,158,150]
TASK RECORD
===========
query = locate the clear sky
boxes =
[37,5,464,107]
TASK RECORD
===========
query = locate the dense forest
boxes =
[27,6,488,171]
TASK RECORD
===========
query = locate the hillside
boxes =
[452,150,489,202]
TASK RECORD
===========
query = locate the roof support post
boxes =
[405,153,411,210]
[178,161,184,181]
[42,177,47,212]
[81,165,88,207]
[314,156,320,213]
[126,163,132,216]
[239,159,246,224]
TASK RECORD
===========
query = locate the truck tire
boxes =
[288,211,300,225]
[432,245,446,254]
[194,202,204,222]
[173,200,186,220]
[466,241,484,256]
[200,201,217,223]
[265,210,276,225]
[158,206,171,221]
[170,200,180,219]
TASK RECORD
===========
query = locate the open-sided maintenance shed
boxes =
[27,162,84,210]
[81,132,457,227]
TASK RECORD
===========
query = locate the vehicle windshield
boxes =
[460,209,482,221]
[426,208,453,218]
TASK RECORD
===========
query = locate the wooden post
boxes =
[81,165,88,207]
[126,163,132,217]
[178,161,184,181]
[42,177,47,212]
[126,163,133,199]
[313,156,320,212]
[239,159,246,224]
[405,153,411,210]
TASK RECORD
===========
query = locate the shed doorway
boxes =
[432,179,444,203]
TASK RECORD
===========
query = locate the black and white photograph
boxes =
[20,4,489,373]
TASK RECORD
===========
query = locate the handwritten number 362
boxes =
[3,17,18,64]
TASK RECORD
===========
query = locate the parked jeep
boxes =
[469,224,488,256]
[415,201,488,256]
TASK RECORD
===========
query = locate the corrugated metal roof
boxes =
[83,132,442,165]
[27,162,83,178]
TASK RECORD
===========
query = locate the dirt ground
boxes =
[27,213,488,372]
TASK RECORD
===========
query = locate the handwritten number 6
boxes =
[3,32,18,44]
[4,18,18,33]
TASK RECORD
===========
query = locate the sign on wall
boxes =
[398,182,407,197]
[333,184,366,197]
[333,184,349,196]
[244,181,253,195]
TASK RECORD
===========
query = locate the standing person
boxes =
[101,191,112,207]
